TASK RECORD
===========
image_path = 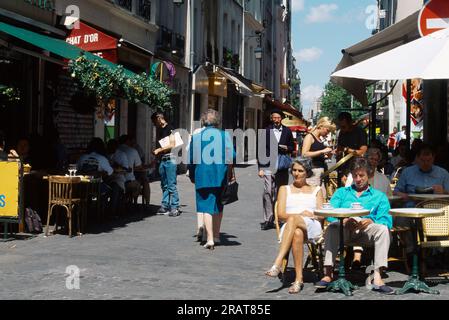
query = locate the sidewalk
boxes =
[0,164,448,300]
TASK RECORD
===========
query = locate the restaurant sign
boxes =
[0,162,20,218]
[24,0,55,12]
[66,22,118,63]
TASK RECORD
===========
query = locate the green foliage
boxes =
[319,81,364,121]
[290,78,301,111]
[68,55,173,111]
[0,85,21,107]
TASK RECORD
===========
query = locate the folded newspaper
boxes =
[158,131,184,148]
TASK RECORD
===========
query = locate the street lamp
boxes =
[254,47,263,59]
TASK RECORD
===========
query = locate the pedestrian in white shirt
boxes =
[118,135,142,205]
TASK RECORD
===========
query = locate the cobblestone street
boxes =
[1,164,448,300]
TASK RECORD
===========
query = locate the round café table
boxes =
[314,208,370,296]
[407,194,449,201]
[390,208,444,295]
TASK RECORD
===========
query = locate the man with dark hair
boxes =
[393,144,449,259]
[336,112,368,187]
[395,144,449,199]
[315,157,393,294]
[336,112,368,158]
[258,109,295,230]
[151,112,181,217]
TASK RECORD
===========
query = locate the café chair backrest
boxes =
[46,175,82,237]
[48,176,81,205]
[417,199,449,240]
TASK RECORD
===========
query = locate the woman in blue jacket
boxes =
[188,109,236,250]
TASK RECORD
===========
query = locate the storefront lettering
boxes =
[66,33,100,46]
[24,0,55,12]
[0,195,6,208]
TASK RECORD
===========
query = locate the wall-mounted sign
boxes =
[24,0,55,12]
[66,22,118,63]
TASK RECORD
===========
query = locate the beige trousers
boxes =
[323,221,391,270]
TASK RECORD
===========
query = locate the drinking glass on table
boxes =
[68,164,77,177]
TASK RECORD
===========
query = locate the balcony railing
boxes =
[116,0,132,11]
[137,0,152,21]
[113,0,153,22]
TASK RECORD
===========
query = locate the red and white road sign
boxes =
[418,0,449,37]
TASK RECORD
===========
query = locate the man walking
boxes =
[258,109,294,230]
[151,112,181,217]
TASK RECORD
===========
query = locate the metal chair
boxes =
[45,176,81,237]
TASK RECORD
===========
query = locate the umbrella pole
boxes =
[406,79,412,150]
[371,103,376,144]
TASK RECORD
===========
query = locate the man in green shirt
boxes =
[315,158,394,294]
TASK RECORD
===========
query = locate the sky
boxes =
[291,0,378,119]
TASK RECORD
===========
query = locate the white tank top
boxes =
[285,185,321,214]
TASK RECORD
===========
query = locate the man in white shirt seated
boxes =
[77,138,113,176]
[77,138,121,217]
[106,139,131,215]
[118,135,142,205]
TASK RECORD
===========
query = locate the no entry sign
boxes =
[418,0,449,37]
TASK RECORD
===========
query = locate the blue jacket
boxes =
[188,127,236,190]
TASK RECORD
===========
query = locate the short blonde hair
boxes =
[316,117,336,132]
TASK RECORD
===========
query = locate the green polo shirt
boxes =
[329,185,392,229]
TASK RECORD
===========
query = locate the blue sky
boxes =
[291,0,377,118]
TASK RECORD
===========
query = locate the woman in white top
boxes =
[265,158,324,294]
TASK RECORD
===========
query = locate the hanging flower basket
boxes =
[68,55,173,111]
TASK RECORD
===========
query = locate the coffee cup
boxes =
[351,202,362,210]
[323,203,333,209]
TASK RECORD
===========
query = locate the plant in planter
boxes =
[223,48,233,67]
[231,54,240,71]
[68,55,173,112]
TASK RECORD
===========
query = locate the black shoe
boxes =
[351,260,362,271]
[261,222,275,230]
[169,208,182,217]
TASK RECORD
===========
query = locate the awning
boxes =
[332,27,449,80]
[216,66,254,97]
[332,10,421,105]
[0,21,135,77]
[264,97,304,119]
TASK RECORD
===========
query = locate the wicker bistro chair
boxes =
[416,199,449,273]
[45,176,82,237]
[274,202,324,284]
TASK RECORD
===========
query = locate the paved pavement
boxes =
[1,164,448,300]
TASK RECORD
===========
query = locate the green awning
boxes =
[0,21,135,77]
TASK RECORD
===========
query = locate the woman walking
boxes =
[188,109,235,250]
[301,117,336,189]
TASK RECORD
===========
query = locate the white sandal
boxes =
[265,265,281,277]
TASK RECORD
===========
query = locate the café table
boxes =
[389,208,444,295]
[407,194,449,201]
[314,208,370,296]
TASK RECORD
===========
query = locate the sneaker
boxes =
[169,208,182,217]
[157,207,169,215]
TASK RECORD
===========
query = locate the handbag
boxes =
[221,166,239,205]
[276,154,292,171]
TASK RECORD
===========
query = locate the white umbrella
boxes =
[331,27,449,80]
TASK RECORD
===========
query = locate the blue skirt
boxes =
[196,188,224,215]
